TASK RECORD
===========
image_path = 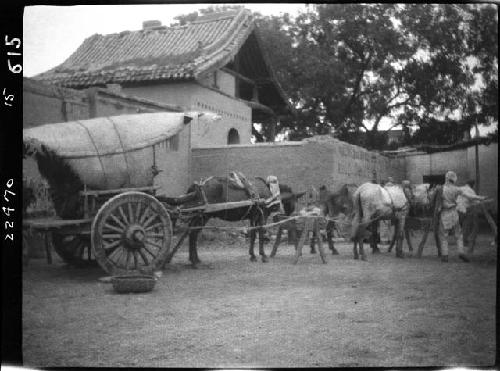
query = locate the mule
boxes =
[387,183,440,255]
[350,182,409,260]
[161,175,304,267]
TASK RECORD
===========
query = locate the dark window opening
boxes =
[423,174,445,186]
[227,128,240,145]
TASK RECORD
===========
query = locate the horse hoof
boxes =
[261,256,269,263]
[331,249,339,255]
[310,250,317,254]
[191,264,199,269]
[361,256,367,261]
[396,254,404,259]
[250,256,257,262]
[353,255,359,260]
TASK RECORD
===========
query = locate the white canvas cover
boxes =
[23,112,192,189]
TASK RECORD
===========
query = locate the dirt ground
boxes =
[23,228,497,368]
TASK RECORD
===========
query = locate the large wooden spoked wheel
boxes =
[52,233,96,267]
[91,192,172,275]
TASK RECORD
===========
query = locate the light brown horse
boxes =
[351,182,409,260]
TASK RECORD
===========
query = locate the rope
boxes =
[183,214,304,232]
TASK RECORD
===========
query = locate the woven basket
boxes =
[111,275,156,294]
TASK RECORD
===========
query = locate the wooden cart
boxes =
[22,111,239,275]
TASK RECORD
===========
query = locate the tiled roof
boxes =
[34,8,255,87]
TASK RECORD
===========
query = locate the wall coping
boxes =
[192,141,304,150]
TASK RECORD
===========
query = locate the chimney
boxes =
[142,20,163,30]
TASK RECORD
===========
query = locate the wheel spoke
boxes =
[104,239,121,250]
[138,249,150,265]
[139,205,152,224]
[142,244,157,258]
[102,233,122,240]
[109,213,127,230]
[117,248,129,267]
[107,245,122,261]
[135,202,143,224]
[145,239,163,250]
[104,243,122,257]
[104,222,123,234]
[145,222,164,232]
[146,232,164,239]
[133,251,139,269]
[128,202,135,224]
[142,213,158,229]
[118,206,129,225]
[125,250,131,269]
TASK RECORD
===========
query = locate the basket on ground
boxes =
[111,275,156,293]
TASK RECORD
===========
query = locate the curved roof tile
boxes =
[35,8,253,87]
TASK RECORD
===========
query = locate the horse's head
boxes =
[277,184,306,216]
[408,183,439,216]
[413,184,438,206]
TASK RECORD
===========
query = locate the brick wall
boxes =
[191,137,404,196]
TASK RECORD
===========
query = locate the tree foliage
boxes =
[256,4,498,148]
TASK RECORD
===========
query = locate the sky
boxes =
[23,4,308,77]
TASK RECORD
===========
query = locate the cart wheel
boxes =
[52,233,96,267]
[91,192,172,275]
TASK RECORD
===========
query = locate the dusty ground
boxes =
[23,228,496,368]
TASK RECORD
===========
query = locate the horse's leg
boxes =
[310,227,317,254]
[395,217,405,258]
[352,219,359,260]
[249,217,257,262]
[258,212,269,263]
[405,223,413,256]
[433,219,442,257]
[371,221,381,254]
[327,221,339,255]
[416,219,431,258]
[359,239,366,261]
[270,225,282,258]
[188,216,205,267]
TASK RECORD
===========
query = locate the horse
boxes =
[317,184,358,254]
[386,183,440,256]
[350,182,409,260]
[160,175,304,267]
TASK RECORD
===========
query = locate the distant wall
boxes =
[23,79,90,127]
[467,143,498,211]
[400,143,498,212]
[191,136,404,195]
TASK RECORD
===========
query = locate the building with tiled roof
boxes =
[34,7,292,147]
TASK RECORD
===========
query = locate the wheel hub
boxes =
[124,224,146,250]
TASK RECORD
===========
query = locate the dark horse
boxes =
[318,184,358,254]
[161,176,304,267]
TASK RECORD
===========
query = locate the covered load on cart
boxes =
[22,112,218,275]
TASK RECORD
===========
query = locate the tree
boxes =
[256,4,498,149]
